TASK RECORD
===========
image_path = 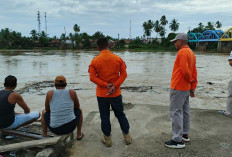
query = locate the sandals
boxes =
[77,133,84,140]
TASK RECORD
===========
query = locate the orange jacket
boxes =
[88,50,127,97]
[171,45,197,91]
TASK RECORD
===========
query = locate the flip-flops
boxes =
[77,133,84,140]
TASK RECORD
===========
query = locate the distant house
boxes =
[124,39,132,44]
[61,39,73,48]
[146,38,162,43]
[49,39,61,47]
[65,39,72,45]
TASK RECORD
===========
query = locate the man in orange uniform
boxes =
[88,38,132,147]
[165,33,197,149]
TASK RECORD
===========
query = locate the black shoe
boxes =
[165,139,185,149]
[182,134,190,142]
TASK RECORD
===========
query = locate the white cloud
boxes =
[0,0,231,38]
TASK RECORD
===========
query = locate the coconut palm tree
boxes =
[160,15,168,37]
[60,33,66,42]
[205,22,215,30]
[142,20,153,39]
[154,20,161,38]
[159,26,165,38]
[197,22,205,33]
[73,24,80,34]
[169,19,179,32]
[30,29,38,41]
[73,24,80,47]
[215,21,222,29]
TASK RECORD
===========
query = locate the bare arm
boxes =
[69,89,80,110]
[45,90,53,112]
[14,93,30,114]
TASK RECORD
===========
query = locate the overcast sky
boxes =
[0,0,231,39]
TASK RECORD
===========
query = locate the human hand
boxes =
[106,83,115,95]
[190,89,195,97]
[108,85,116,94]
[107,83,114,89]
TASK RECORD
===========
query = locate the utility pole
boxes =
[44,12,47,36]
[37,11,41,34]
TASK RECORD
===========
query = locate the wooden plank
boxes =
[0,136,61,153]
[0,129,46,139]
[17,128,54,138]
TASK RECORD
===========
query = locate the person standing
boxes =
[165,33,198,149]
[0,75,40,130]
[219,51,232,117]
[88,38,132,147]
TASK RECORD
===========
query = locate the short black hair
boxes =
[97,38,108,49]
[4,75,17,88]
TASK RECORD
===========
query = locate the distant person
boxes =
[88,38,132,147]
[219,51,232,117]
[165,33,198,149]
[41,76,83,140]
[0,75,40,130]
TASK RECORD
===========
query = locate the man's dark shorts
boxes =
[44,109,81,135]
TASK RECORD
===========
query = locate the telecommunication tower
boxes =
[129,20,132,39]
[44,12,47,36]
[37,11,41,34]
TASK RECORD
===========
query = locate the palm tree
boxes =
[73,24,80,34]
[196,22,205,33]
[40,31,46,37]
[73,24,80,47]
[154,20,161,38]
[142,20,153,39]
[30,29,38,41]
[60,33,66,42]
[215,21,222,29]
[198,22,204,30]
[169,19,179,32]
[160,15,168,37]
[205,22,215,30]
[159,26,165,38]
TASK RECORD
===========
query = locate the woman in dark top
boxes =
[0,75,40,130]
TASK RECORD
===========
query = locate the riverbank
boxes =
[0,48,221,54]
[69,104,232,157]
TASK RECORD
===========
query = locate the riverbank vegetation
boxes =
[0,15,222,51]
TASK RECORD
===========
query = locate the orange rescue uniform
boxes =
[88,50,127,97]
[171,45,197,91]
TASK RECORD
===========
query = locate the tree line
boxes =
[0,24,115,49]
[142,15,223,39]
[0,18,224,50]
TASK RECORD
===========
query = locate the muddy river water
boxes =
[0,50,231,114]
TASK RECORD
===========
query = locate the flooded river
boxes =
[0,50,230,114]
